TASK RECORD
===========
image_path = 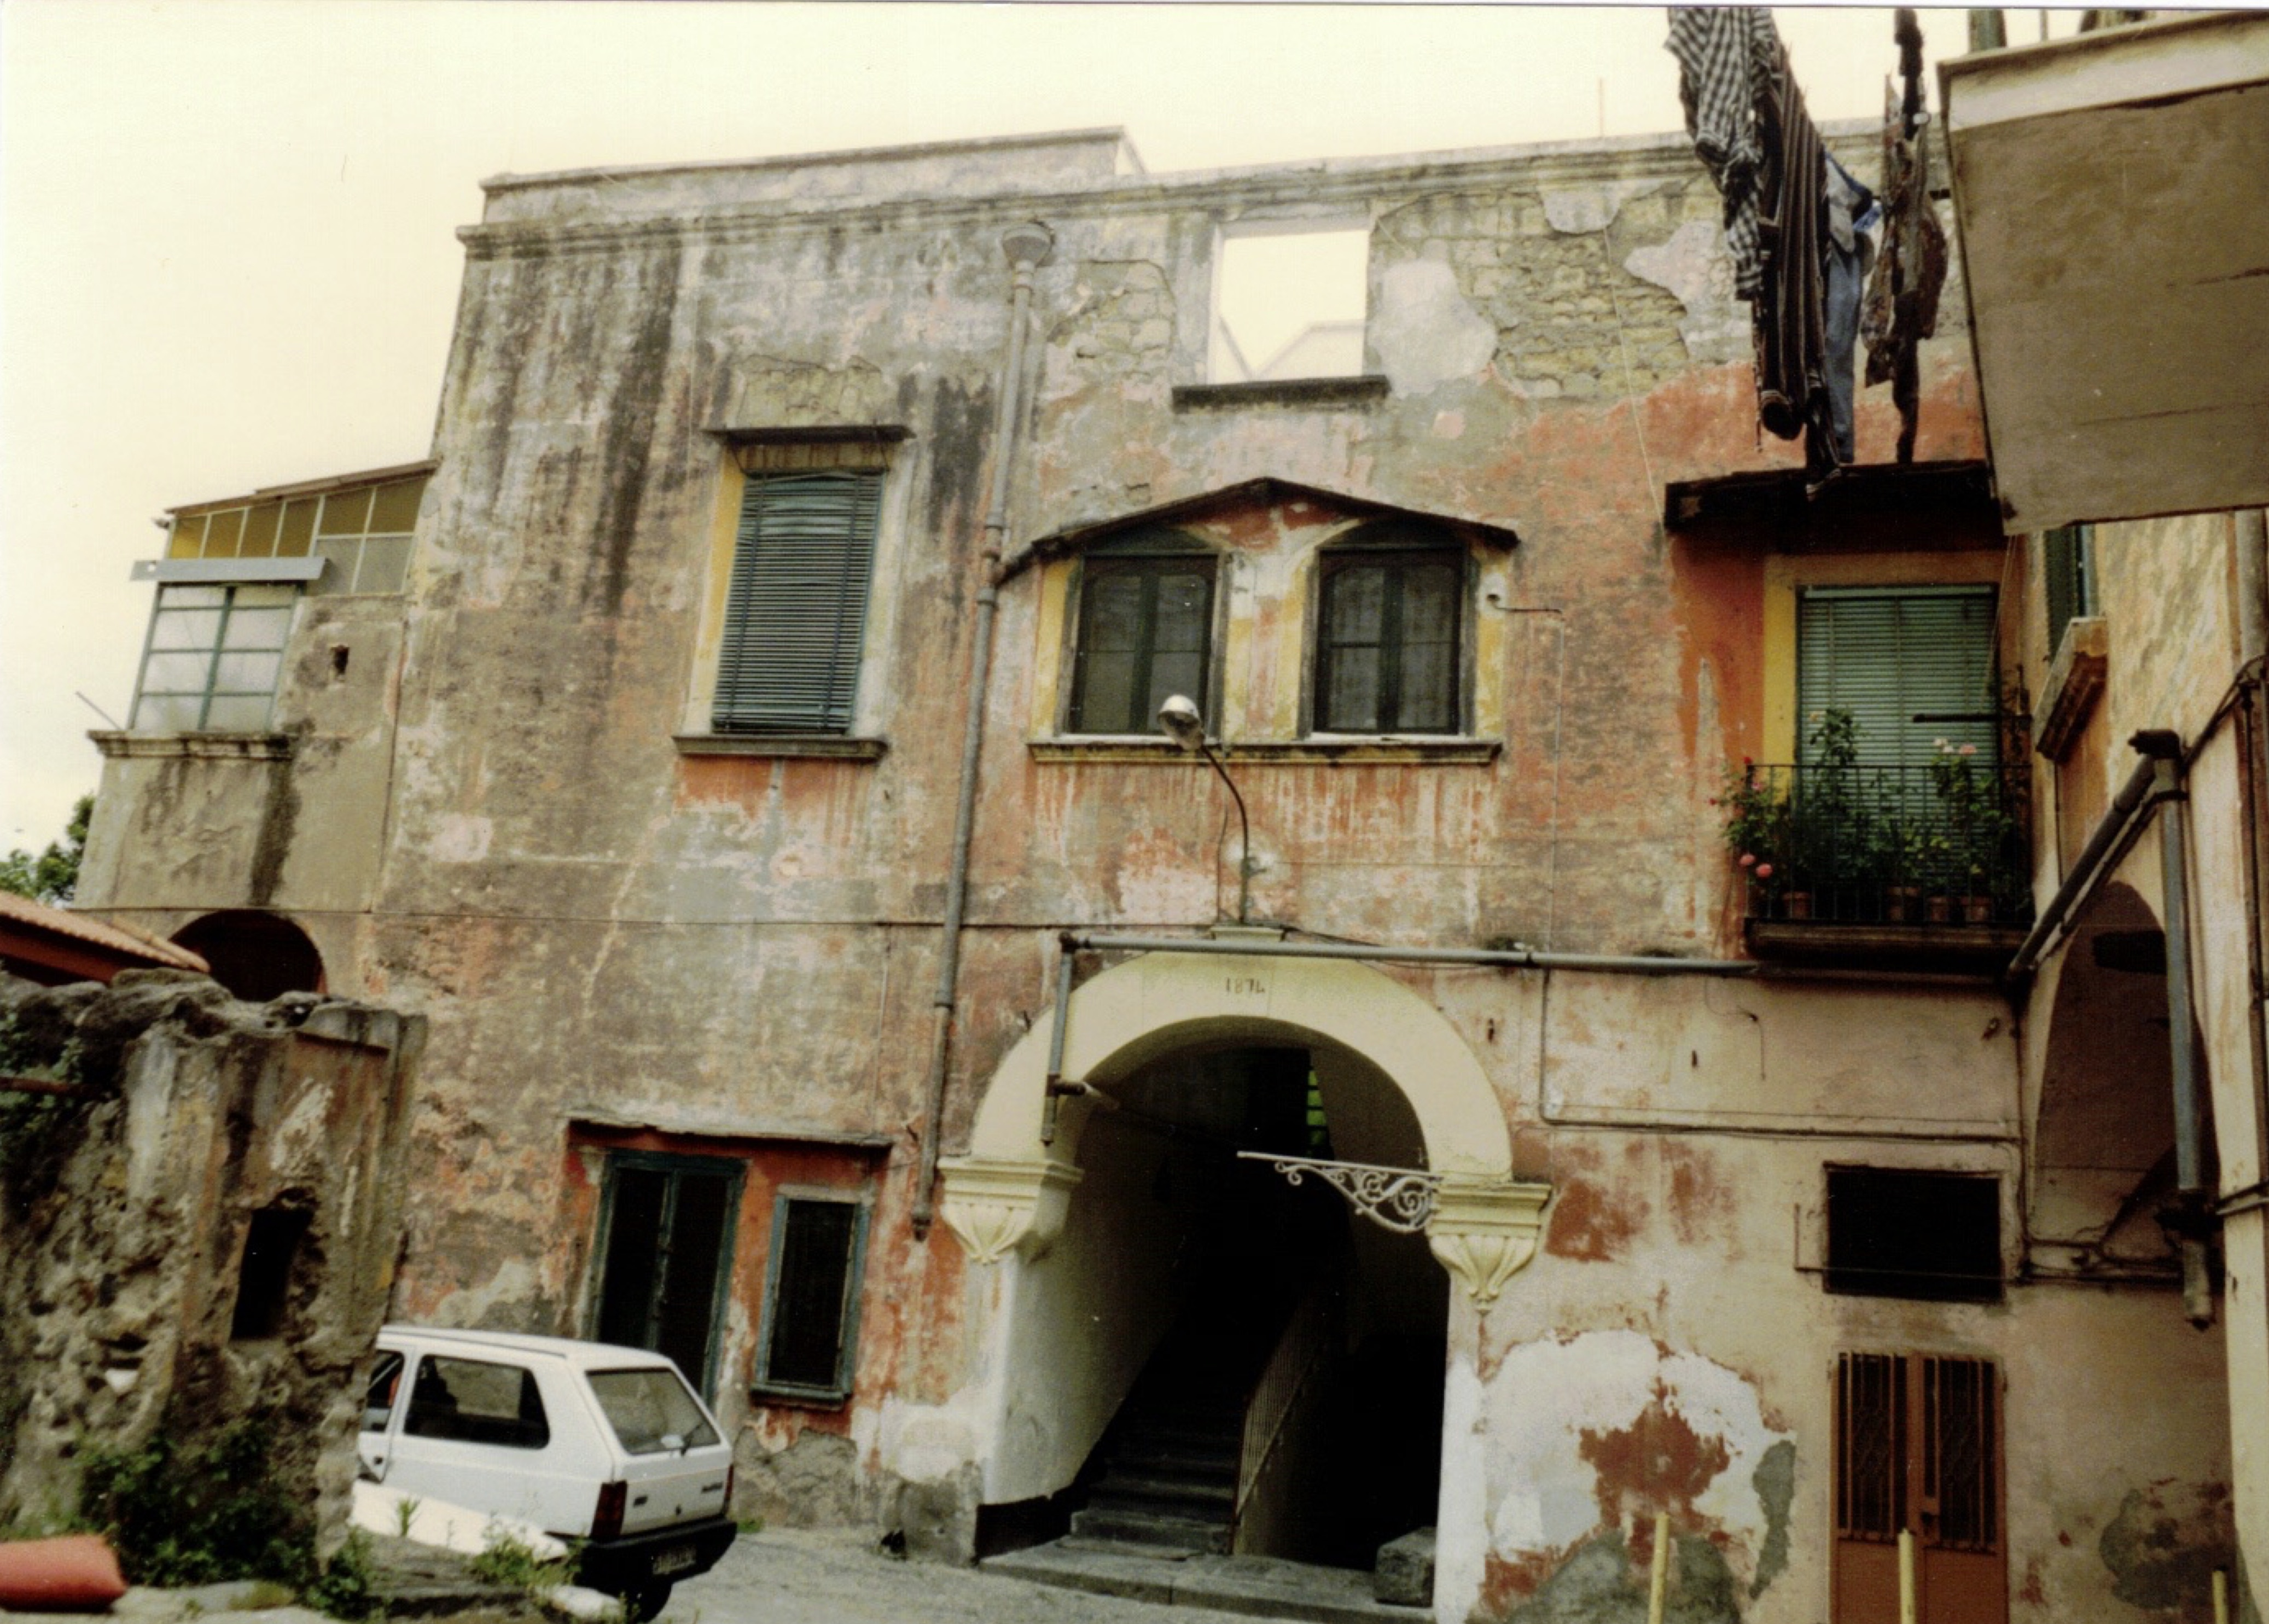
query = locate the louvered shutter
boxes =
[1797,587,1998,769]
[712,472,881,734]
[2043,525,2092,648]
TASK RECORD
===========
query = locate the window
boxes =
[1834,1352,2004,1622]
[403,1355,551,1450]
[1313,530,1464,734]
[1210,224,1369,383]
[363,1350,404,1433]
[1067,539,1217,734]
[167,473,427,597]
[130,583,294,732]
[712,468,883,735]
[2043,524,2096,649]
[753,1191,870,1403]
[230,1204,311,1341]
[591,1154,742,1399]
[1825,1167,2002,1301]
[1797,587,1999,769]
[587,1367,721,1455]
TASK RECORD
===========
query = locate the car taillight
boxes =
[593,1480,627,1541]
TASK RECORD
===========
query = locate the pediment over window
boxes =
[1001,478,1519,580]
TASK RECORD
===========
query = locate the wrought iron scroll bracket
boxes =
[1235,1151,1442,1234]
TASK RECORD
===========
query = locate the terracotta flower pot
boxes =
[1783,891,1812,921]
[1926,895,1953,924]
[1962,895,1994,925]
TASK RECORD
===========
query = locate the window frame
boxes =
[1795,584,2002,772]
[2042,523,2096,652]
[750,1184,873,1407]
[129,581,297,735]
[1059,529,1225,737]
[1305,522,1472,737]
[586,1150,745,1402]
[1823,1166,2004,1303]
[709,464,887,738]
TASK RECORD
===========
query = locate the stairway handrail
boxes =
[1234,1269,1339,1526]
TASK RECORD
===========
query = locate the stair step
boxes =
[1068,1507,1232,1555]
[1113,1443,1238,1479]
[1094,1469,1237,1508]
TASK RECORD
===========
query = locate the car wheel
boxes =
[622,1582,674,1622]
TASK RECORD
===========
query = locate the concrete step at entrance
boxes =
[1067,1507,1233,1555]
[982,1540,1430,1624]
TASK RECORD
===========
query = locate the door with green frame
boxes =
[589,1151,743,1401]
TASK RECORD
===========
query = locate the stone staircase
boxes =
[1067,1382,1245,1554]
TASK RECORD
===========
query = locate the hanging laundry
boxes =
[1861,8,1948,464]
[1823,156,1880,464]
[1666,7,1779,298]
[1667,6,1847,476]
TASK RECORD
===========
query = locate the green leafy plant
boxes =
[0,793,92,906]
[469,1526,572,1593]
[302,1531,381,1621]
[393,1497,421,1539]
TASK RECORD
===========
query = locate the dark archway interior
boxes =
[1068,1041,1446,1569]
[2034,881,2213,1267]
[173,910,325,1002]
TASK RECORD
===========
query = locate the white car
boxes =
[358,1326,737,1616]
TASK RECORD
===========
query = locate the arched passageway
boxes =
[937,947,1549,1571]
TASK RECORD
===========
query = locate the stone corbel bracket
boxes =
[936,1156,1085,1265]
[1426,1178,1554,1305]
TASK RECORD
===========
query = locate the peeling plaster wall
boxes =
[2010,503,2268,1611]
[69,123,2237,1614]
[0,972,421,1549]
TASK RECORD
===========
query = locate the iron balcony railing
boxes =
[1724,760,2034,928]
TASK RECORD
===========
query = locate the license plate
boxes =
[653,1546,698,1578]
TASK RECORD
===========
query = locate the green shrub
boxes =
[77,1417,379,1616]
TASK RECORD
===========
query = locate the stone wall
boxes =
[0,970,421,1547]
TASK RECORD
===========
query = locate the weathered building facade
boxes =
[77,115,2241,1621]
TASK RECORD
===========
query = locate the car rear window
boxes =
[588,1367,721,1454]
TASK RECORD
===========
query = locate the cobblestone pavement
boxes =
[657,1532,1265,1624]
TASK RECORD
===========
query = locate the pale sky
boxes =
[0,2,2064,853]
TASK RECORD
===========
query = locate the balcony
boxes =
[1722,760,2033,969]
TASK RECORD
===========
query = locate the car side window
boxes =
[402,1355,551,1450]
[363,1350,404,1434]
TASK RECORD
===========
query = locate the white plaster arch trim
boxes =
[939,948,1549,1302]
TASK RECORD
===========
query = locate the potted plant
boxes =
[1717,757,1789,917]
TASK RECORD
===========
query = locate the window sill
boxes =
[673,735,887,761]
[2033,616,2108,762]
[1029,736,1500,766]
[91,730,294,761]
[1171,375,1390,411]
[748,1383,852,1411]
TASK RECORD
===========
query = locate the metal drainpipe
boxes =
[909,220,1054,1237]
[2152,743,2215,1327]
[2004,746,2166,981]
[2237,510,2269,1190]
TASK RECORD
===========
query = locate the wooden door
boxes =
[1834,1352,2007,1623]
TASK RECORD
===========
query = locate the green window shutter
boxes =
[712,472,882,734]
[2043,525,2093,649]
[1797,587,1998,769]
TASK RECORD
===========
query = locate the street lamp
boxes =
[1157,694,1254,925]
